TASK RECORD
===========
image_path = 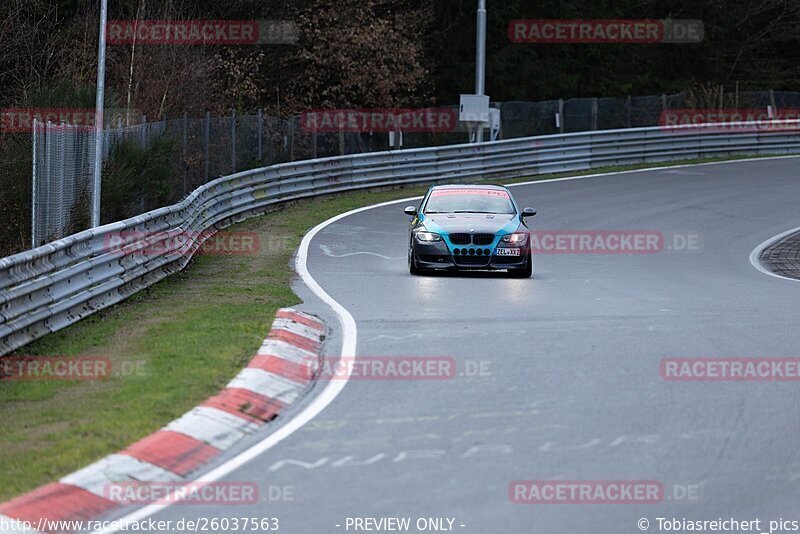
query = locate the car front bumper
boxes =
[412,240,529,271]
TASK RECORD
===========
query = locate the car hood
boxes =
[423,214,519,235]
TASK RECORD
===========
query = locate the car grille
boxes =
[472,233,494,245]
[449,233,495,245]
[449,233,471,245]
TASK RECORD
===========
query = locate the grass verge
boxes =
[0,153,788,500]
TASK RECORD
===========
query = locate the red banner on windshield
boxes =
[430,189,510,198]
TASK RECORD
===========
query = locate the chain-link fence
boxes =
[28,89,800,247]
[31,121,95,245]
[498,91,800,137]
[30,111,372,246]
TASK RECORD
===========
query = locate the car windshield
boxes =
[424,188,515,214]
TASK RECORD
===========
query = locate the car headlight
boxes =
[502,232,528,244]
[416,231,443,242]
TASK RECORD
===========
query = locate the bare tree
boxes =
[279,0,433,114]
[0,0,71,105]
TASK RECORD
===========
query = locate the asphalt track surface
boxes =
[100,158,800,534]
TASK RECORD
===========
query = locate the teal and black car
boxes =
[404,184,536,277]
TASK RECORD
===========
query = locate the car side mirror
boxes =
[522,207,537,218]
[404,206,418,216]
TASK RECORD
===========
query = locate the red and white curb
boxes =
[0,308,324,534]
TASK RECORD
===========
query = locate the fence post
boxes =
[661,94,668,114]
[257,108,263,162]
[312,128,318,159]
[626,96,632,128]
[339,124,345,155]
[289,119,295,162]
[591,98,598,131]
[56,122,66,238]
[31,118,38,248]
[558,98,564,133]
[44,121,52,241]
[182,111,188,196]
[231,108,237,173]
[769,90,777,114]
[204,111,210,182]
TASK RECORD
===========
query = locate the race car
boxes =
[404,184,536,277]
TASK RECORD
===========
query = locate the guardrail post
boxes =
[558,99,564,133]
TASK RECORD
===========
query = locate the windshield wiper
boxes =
[452,210,499,214]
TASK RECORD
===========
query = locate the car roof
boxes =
[430,184,509,191]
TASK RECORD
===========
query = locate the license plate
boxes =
[495,248,521,257]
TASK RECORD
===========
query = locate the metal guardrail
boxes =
[2,121,800,355]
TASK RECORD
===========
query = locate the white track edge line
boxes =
[89,201,385,533]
